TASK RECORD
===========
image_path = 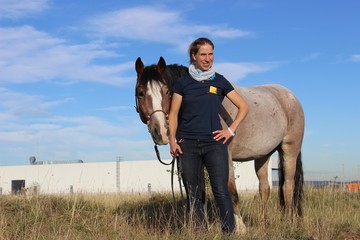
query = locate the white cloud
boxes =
[0,87,75,125]
[0,87,39,109]
[350,54,360,62]
[302,52,322,62]
[215,61,281,82]
[0,114,152,163]
[86,6,252,45]
[0,88,149,164]
[0,0,49,19]
[0,26,133,85]
[0,6,253,86]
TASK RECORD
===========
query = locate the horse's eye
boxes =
[138,91,144,98]
[166,90,170,95]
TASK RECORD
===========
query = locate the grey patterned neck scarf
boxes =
[188,63,215,81]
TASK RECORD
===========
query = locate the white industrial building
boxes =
[0,157,272,195]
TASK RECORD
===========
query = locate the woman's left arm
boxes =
[213,90,249,143]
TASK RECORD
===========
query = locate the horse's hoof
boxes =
[234,214,246,234]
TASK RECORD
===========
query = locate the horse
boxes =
[135,56,304,232]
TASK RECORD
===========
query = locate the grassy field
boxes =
[0,188,359,239]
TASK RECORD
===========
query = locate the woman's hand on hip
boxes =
[213,129,233,144]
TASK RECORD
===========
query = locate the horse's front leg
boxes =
[254,156,271,227]
[228,152,246,234]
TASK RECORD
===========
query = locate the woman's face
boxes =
[192,43,214,71]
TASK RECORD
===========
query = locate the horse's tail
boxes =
[293,152,304,216]
[278,151,304,216]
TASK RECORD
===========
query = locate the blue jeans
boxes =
[178,139,235,233]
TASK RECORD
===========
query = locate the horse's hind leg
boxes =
[254,156,271,226]
[228,153,246,234]
[279,143,303,217]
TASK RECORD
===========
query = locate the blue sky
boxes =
[0,0,359,181]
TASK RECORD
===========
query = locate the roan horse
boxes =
[135,56,304,232]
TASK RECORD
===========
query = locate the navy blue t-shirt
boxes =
[172,72,234,140]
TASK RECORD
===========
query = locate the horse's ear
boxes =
[157,56,166,74]
[135,57,144,76]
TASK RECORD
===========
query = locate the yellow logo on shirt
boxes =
[209,86,217,94]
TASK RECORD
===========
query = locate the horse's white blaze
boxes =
[147,81,168,143]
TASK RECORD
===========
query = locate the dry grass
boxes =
[0,188,359,239]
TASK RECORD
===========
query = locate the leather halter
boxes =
[147,109,169,121]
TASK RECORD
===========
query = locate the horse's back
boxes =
[220,84,304,161]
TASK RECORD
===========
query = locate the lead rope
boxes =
[154,145,173,165]
[154,145,184,204]
[175,154,184,200]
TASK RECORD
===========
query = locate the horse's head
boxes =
[135,57,171,145]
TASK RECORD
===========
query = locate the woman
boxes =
[169,37,249,233]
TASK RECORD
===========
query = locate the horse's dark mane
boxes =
[164,64,188,87]
[140,63,188,87]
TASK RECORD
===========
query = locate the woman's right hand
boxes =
[170,141,183,157]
